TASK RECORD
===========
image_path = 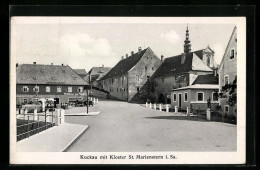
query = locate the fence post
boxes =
[145,102,148,108]
[27,115,30,138]
[149,103,152,109]
[93,98,96,104]
[96,98,99,104]
[166,104,169,112]
[24,108,27,115]
[61,109,65,124]
[187,107,190,117]
[206,108,211,121]
[33,108,37,121]
[153,103,156,109]
[159,104,162,111]
[175,106,178,113]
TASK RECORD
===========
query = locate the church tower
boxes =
[184,25,191,54]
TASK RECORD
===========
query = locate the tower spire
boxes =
[184,24,191,54]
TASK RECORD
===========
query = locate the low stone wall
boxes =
[191,102,219,113]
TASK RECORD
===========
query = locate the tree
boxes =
[219,76,237,107]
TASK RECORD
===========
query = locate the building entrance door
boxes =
[178,94,182,108]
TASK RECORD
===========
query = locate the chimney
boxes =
[51,63,53,65]
[16,63,18,67]
[161,55,164,61]
[33,62,36,65]
[121,56,124,60]
[138,47,142,53]
[126,54,128,58]
[61,63,63,66]
[102,64,104,67]
[131,51,134,56]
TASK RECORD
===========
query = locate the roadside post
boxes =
[146,102,148,108]
[175,106,178,114]
[149,103,152,109]
[187,107,190,117]
[153,103,156,109]
[159,104,162,111]
[166,104,169,112]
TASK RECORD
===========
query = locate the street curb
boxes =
[62,125,89,152]
[65,111,100,116]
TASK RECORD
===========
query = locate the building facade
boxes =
[84,66,111,88]
[100,47,161,102]
[146,26,216,104]
[171,74,219,112]
[16,63,88,106]
[218,26,237,118]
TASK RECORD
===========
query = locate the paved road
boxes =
[65,100,237,152]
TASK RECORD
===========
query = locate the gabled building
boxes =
[100,47,161,102]
[146,26,216,104]
[84,66,111,88]
[218,26,237,118]
[16,62,88,105]
[73,69,87,78]
[171,74,219,111]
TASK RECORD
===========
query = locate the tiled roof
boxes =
[16,64,88,85]
[101,48,148,80]
[152,51,212,78]
[192,74,219,85]
[73,69,87,75]
[88,67,111,76]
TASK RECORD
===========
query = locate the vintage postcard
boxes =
[10,17,246,164]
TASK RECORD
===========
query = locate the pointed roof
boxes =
[101,48,148,80]
[152,52,212,78]
[192,74,218,85]
[74,69,87,75]
[16,64,88,85]
[219,26,237,70]
[87,67,111,76]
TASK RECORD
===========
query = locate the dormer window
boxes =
[33,76,37,80]
[230,49,235,59]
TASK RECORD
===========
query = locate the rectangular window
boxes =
[68,86,72,93]
[225,105,229,113]
[46,86,50,92]
[22,86,29,92]
[136,75,139,82]
[23,98,28,104]
[137,87,140,92]
[184,92,188,102]
[57,86,62,92]
[197,92,204,101]
[77,87,83,93]
[224,75,229,85]
[33,86,39,92]
[212,92,218,101]
[173,93,177,102]
[147,76,150,81]
[230,49,235,59]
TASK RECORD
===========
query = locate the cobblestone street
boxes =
[65,100,237,152]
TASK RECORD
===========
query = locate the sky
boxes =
[11,17,238,72]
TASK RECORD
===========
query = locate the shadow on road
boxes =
[145,116,208,122]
